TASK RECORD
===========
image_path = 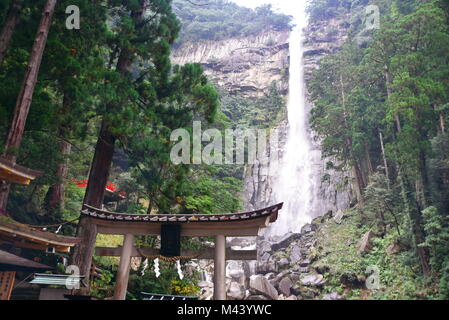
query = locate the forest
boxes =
[0,0,448,301]
[307,0,449,299]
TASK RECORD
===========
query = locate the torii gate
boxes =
[80,203,283,300]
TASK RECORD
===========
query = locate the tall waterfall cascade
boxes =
[238,3,352,240]
[266,4,323,238]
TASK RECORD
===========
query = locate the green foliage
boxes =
[421,207,449,281]
[313,209,431,300]
[170,279,200,297]
[220,81,285,129]
[363,172,401,235]
[127,260,200,299]
[183,170,243,214]
[308,0,449,297]
[172,0,292,45]
[90,269,115,299]
[306,0,354,21]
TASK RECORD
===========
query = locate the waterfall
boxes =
[266,4,316,238]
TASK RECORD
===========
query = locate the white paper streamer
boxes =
[154,258,160,278]
[176,260,184,280]
[141,258,148,276]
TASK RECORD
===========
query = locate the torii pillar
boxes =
[213,235,226,300]
[113,233,134,300]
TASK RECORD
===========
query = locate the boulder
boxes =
[264,273,276,280]
[290,246,302,264]
[300,274,327,287]
[278,258,289,268]
[271,233,301,251]
[286,295,298,300]
[291,285,301,296]
[259,241,272,254]
[299,259,311,267]
[333,210,345,224]
[227,261,244,280]
[260,252,271,263]
[301,224,314,234]
[256,260,278,274]
[386,241,406,255]
[357,230,375,254]
[296,267,310,274]
[249,275,279,300]
[278,277,293,296]
[290,273,301,282]
[294,286,320,300]
[322,292,345,300]
[274,271,289,283]
[340,272,366,288]
[227,282,245,300]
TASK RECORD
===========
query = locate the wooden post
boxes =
[0,271,16,300]
[213,235,226,300]
[113,234,134,300]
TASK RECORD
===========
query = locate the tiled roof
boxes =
[0,250,53,272]
[0,157,43,184]
[81,203,283,224]
[0,220,81,253]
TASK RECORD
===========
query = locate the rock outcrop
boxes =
[172,30,290,98]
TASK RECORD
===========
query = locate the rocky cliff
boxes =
[172,30,290,98]
[172,15,353,220]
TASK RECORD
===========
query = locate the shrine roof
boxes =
[81,203,283,224]
[0,250,53,272]
[0,157,43,185]
[0,220,81,253]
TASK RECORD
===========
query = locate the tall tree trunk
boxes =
[379,130,390,188]
[352,161,365,205]
[71,3,144,293]
[416,149,430,208]
[0,0,57,214]
[45,139,71,212]
[339,73,365,203]
[364,142,374,183]
[398,168,431,277]
[440,113,445,134]
[83,122,117,208]
[45,94,72,213]
[385,65,401,133]
[0,0,22,66]
[70,121,116,295]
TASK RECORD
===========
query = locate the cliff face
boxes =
[172,30,290,98]
[303,16,350,81]
[172,19,353,220]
